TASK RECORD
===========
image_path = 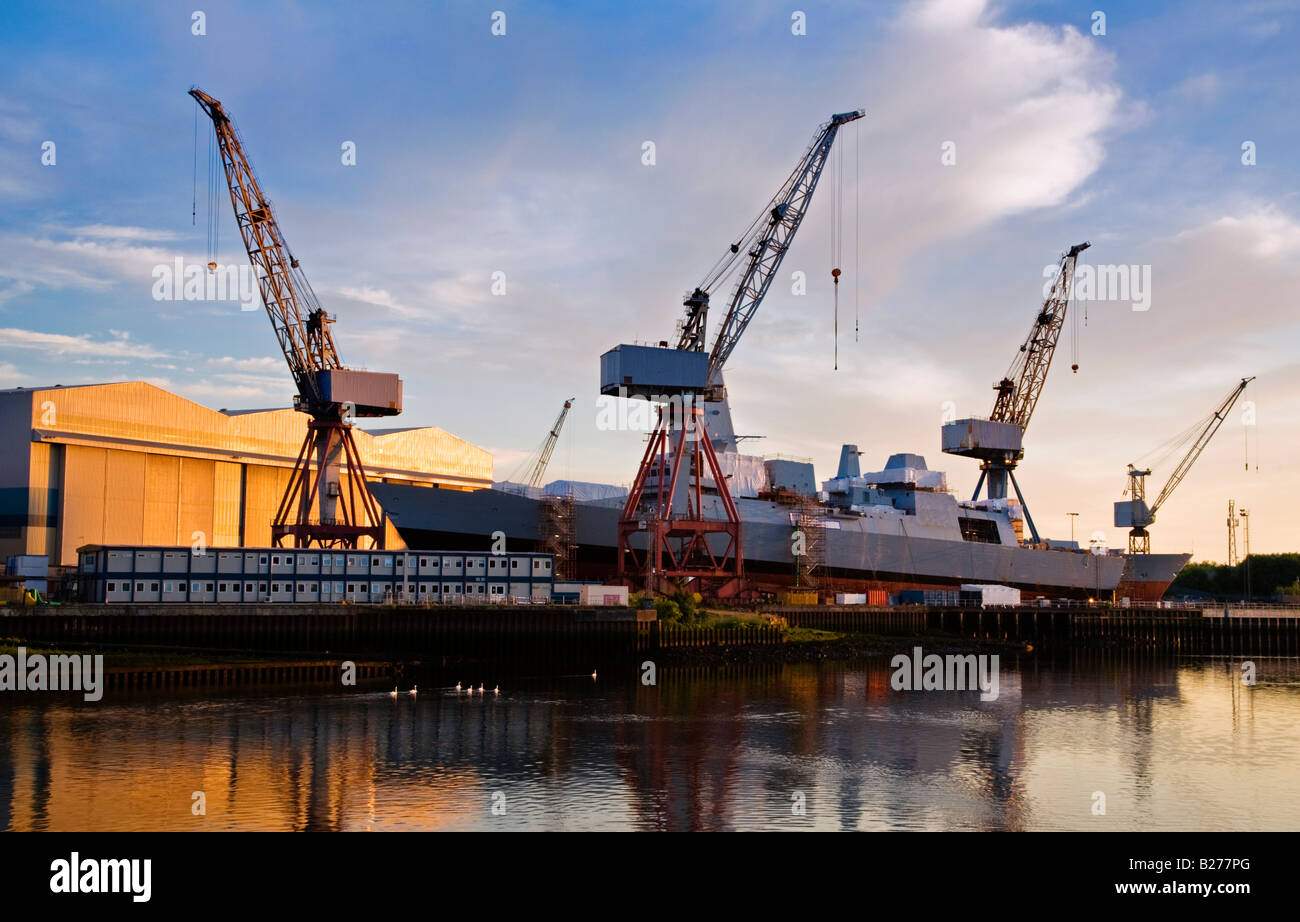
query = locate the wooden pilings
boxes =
[914,606,1298,655]
[775,606,928,634]
[0,605,782,663]
[103,661,387,690]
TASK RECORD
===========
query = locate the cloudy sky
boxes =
[1,0,1296,560]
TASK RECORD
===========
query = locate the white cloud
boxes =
[846,0,1122,296]
[0,327,170,360]
[0,225,198,294]
[334,285,422,318]
[1177,208,1300,260]
[66,224,186,242]
[206,355,283,372]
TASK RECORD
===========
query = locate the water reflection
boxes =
[1,653,1296,831]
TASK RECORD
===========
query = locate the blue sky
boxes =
[1,0,1297,558]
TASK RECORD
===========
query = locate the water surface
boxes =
[2,654,1296,831]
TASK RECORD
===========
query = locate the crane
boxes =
[1116,377,1253,554]
[601,109,864,595]
[942,241,1090,544]
[513,398,574,489]
[190,88,403,548]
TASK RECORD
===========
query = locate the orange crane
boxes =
[191,88,402,548]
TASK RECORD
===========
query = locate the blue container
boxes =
[900,589,960,606]
[600,344,709,399]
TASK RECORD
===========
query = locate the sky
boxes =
[1,0,1297,561]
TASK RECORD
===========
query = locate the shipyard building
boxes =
[0,382,494,567]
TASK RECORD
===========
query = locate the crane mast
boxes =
[941,241,1089,545]
[191,88,402,549]
[1118,377,1253,553]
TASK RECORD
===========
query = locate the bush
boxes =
[654,597,683,622]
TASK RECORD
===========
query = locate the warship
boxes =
[370,444,1189,602]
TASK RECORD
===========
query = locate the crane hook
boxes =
[831,268,841,370]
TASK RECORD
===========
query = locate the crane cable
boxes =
[191,105,198,227]
[854,118,860,342]
[830,134,844,370]
[1070,249,1081,373]
[206,121,220,271]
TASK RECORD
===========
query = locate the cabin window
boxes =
[958,517,1001,544]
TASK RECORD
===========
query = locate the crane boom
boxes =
[676,109,865,384]
[189,88,341,407]
[525,398,574,488]
[1118,376,1254,553]
[1147,377,1254,516]
[991,241,1090,430]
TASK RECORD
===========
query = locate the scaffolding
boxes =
[539,493,577,581]
[792,496,826,591]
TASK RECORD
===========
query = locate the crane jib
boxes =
[699,111,861,380]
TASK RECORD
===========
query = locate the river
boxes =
[2,653,1297,831]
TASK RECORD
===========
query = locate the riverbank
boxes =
[655,627,1030,666]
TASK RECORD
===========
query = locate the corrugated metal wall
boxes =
[0,382,497,564]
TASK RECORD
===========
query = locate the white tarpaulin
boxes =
[544,480,629,502]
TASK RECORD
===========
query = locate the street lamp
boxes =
[1067,512,1079,546]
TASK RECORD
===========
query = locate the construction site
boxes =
[0,91,1270,611]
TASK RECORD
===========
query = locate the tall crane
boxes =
[601,109,864,595]
[942,242,1090,544]
[1116,377,1253,554]
[514,398,574,489]
[191,88,402,548]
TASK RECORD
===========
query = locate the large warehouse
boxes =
[0,381,494,566]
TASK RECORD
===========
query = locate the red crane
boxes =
[602,110,864,596]
[191,88,402,548]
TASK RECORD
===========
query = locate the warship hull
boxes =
[371,485,1187,601]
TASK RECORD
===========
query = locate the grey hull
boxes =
[373,485,1138,595]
